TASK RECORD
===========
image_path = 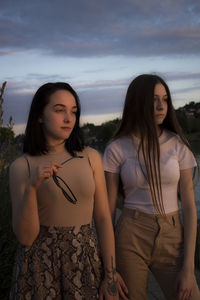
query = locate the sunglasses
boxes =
[52,155,83,204]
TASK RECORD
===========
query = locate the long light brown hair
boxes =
[114,74,194,214]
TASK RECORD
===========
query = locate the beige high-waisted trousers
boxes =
[115,208,200,300]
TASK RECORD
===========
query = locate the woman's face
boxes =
[154,83,168,125]
[40,89,77,145]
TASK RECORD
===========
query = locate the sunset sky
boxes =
[1,0,200,135]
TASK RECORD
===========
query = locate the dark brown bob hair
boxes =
[23,82,84,156]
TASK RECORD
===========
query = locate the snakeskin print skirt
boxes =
[9,224,102,300]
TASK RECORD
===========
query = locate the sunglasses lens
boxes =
[53,174,77,204]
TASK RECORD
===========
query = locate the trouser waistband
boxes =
[122,207,180,225]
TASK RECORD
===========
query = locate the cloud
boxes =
[3,85,125,124]
[3,90,31,125]
[79,86,125,115]
[6,70,200,95]
[2,69,199,128]
[0,0,200,57]
[165,72,200,81]
[172,85,200,95]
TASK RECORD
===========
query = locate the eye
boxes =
[72,110,77,115]
[55,108,65,113]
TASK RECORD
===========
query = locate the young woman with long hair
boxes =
[9,82,127,300]
[103,74,200,300]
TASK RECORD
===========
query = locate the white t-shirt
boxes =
[103,130,197,214]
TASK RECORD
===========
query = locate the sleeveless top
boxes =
[24,149,95,227]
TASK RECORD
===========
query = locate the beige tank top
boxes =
[25,149,95,227]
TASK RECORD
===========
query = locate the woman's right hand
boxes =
[29,161,62,189]
[116,272,129,300]
[99,272,129,300]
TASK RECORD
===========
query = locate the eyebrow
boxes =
[53,104,77,109]
[154,94,168,97]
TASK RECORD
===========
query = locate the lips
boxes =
[61,127,71,131]
[155,114,165,117]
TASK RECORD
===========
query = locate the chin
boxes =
[62,132,72,139]
[155,118,165,124]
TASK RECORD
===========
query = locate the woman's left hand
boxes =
[175,268,194,300]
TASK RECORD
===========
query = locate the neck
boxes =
[47,140,67,154]
[133,126,163,139]
[156,126,163,137]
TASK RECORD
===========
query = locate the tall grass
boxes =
[0,82,22,299]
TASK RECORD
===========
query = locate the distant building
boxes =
[185,111,195,118]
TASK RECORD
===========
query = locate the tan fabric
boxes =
[25,149,95,226]
[116,208,200,300]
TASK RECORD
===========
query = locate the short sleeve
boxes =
[103,141,123,173]
[177,138,197,170]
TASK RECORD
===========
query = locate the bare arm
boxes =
[87,148,119,299]
[180,168,197,271]
[175,168,197,299]
[9,157,61,246]
[104,168,129,299]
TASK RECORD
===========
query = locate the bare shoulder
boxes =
[84,146,101,160]
[10,155,26,170]
[84,147,103,172]
[9,155,29,178]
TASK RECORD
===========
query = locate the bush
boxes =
[0,82,21,299]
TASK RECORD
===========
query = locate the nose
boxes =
[156,99,164,111]
[63,112,72,123]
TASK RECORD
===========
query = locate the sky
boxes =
[1,0,200,135]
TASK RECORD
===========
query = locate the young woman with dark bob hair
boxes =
[103,74,200,300]
[9,82,127,299]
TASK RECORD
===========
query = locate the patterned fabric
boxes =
[10,224,102,300]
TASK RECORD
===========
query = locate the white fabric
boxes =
[103,130,197,214]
